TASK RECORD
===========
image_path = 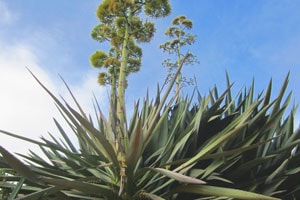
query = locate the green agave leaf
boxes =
[260,106,289,157]
[202,159,224,179]
[66,105,119,168]
[225,70,236,115]
[0,175,22,182]
[273,139,300,157]
[263,78,273,107]
[286,184,300,197]
[144,53,189,142]
[145,99,192,166]
[263,177,287,197]
[142,102,173,157]
[38,138,90,171]
[26,69,112,158]
[127,118,143,173]
[206,172,233,184]
[0,129,45,147]
[53,118,78,153]
[27,69,82,136]
[285,165,300,175]
[171,185,280,200]
[60,75,88,120]
[15,186,64,200]
[230,155,277,178]
[25,149,62,169]
[148,167,206,184]
[245,78,255,108]
[127,100,140,136]
[9,177,24,199]
[204,84,234,122]
[84,168,114,186]
[201,136,276,161]
[0,182,40,192]
[175,122,248,172]
[0,146,43,186]
[142,192,166,200]
[62,192,103,200]
[167,123,194,163]
[27,69,117,160]
[270,72,290,119]
[265,158,289,184]
[195,197,230,200]
[39,177,119,199]
[247,99,275,130]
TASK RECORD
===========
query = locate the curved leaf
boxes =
[148,167,206,184]
[171,185,280,200]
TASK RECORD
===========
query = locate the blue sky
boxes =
[0,0,300,154]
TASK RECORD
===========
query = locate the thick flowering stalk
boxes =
[91,0,171,149]
[160,15,198,98]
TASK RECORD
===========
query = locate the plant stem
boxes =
[117,8,133,150]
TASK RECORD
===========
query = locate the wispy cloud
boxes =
[0,2,16,24]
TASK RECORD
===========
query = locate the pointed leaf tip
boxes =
[150,168,206,185]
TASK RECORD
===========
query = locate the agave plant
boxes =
[0,62,299,199]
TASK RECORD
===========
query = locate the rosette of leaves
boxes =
[1,65,299,199]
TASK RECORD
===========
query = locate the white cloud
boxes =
[0,2,109,158]
[0,43,107,156]
[0,2,16,24]
[0,43,59,154]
